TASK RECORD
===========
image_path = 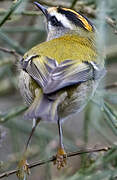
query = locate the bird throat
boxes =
[47,28,70,41]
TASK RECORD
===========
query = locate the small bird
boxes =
[17,1,105,178]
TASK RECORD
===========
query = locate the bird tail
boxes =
[24,89,67,122]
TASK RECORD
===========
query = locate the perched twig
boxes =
[0,146,111,179]
[0,47,21,59]
[105,82,117,90]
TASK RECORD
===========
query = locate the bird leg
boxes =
[17,118,40,179]
[54,119,67,169]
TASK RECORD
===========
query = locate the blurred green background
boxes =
[0,0,117,180]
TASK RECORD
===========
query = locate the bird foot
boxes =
[54,148,67,169]
[16,158,30,180]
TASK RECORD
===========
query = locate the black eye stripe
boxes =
[50,16,58,25]
[49,16,63,27]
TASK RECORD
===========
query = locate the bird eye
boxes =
[50,16,61,26]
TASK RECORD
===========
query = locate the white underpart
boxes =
[49,11,73,29]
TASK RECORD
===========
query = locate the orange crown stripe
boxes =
[62,8,93,32]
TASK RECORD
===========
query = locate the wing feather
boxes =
[20,55,105,94]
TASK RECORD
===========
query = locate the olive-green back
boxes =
[24,34,97,63]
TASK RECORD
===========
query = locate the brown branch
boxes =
[0,47,21,60]
[105,82,117,90]
[105,17,117,34]
[0,146,111,179]
[105,17,116,28]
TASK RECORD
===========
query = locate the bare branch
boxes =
[105,82,117,90]
[0,146,111,179]
[0,47,21,60]
[105,17,116,28]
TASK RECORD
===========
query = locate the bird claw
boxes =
[54,148,67,169]
[16,159,30,180]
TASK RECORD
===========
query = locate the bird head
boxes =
[34,2,95,40]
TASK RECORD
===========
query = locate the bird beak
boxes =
[34,2,48,19]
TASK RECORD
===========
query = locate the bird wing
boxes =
[20,55,105,94]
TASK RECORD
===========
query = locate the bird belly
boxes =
[58,80,98,119]
[19,70,99,122]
